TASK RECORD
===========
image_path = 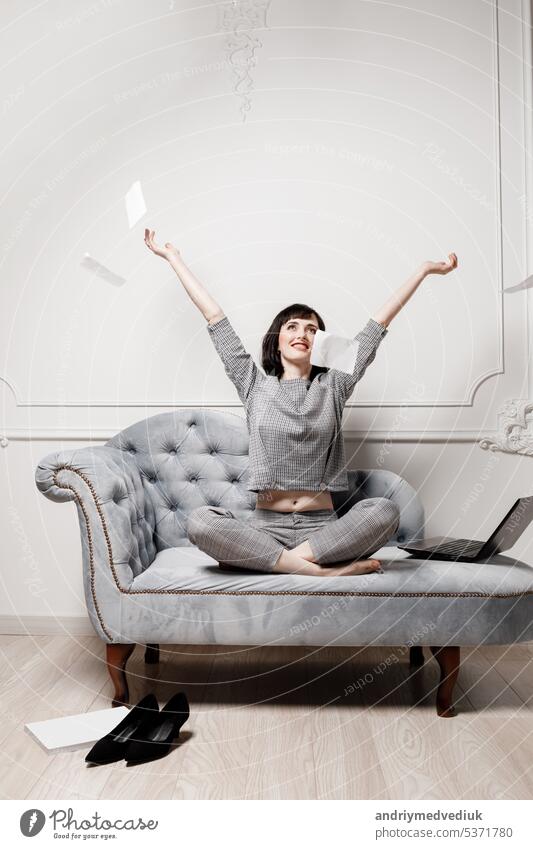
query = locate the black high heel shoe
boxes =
[124,692,190,764]
[85,693,159,765]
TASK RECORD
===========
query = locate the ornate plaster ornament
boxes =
[479,399,533,456]
[217,0,272,121]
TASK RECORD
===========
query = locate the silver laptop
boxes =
[397,496,533,561]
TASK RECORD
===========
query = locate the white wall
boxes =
[2,0,533,629]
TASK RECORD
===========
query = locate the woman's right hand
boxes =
[144,228,181,263]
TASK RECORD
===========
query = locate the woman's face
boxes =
[278,315,319,366]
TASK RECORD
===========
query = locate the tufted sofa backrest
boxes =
[104,409,424,555]
[105,409,255,553]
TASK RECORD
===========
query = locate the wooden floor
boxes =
[1,635,533,799]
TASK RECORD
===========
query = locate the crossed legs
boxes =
[187,497,401,576]
[274,498,400,576]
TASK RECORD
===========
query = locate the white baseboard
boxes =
[3,428,496,443]
[0,615,95,636]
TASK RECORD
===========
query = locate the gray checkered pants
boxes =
[186,497,400,573]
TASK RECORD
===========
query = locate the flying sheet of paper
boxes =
[501,274,533,293]
[310,329,360,374]
[81,253,126,286]
[125,180,147,229]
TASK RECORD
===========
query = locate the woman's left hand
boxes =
[420,253,458,277]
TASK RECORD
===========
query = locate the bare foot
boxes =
[272,549,382,576]
[313,558,382,577]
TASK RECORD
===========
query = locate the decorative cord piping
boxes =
[125,588,533,598]
[52,465,118,641]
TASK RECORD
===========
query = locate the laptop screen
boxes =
[481,496,533,556]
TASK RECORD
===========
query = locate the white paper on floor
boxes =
[24,706,129,754]
[125,180,147,229]
[310,329,360,374]
[81,253,126,286]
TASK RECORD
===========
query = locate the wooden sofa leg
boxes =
[106,643,136,707]
[409,646,425,666]
[144,643,160,664]
[430,645,460,717]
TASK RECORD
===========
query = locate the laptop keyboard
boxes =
[427,538,483,557]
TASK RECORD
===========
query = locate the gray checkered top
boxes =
[206,315,388,492]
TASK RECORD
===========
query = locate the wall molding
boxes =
[477,0,533,454]
[1,427,498,444]
[523,0,533,400]
[0,394,514,408]
[0,0,508,410]
[0,0,517,426]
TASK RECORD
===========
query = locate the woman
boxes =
[144,228,458,577]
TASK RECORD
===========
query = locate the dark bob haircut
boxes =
[261,303,329,381]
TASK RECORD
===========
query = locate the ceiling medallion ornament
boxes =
[217,0,272,121]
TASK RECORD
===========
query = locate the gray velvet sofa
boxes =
[35,410,533,718]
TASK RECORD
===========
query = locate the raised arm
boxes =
[328,253,459,402]
[144,228,225,324]
[372,253,458,328]
[144,229,263,403]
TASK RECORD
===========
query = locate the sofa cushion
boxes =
[120,545,533,648]
[132,545,220,587]
[131,544,533,596]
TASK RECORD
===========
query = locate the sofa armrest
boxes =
[35,445,157,641]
